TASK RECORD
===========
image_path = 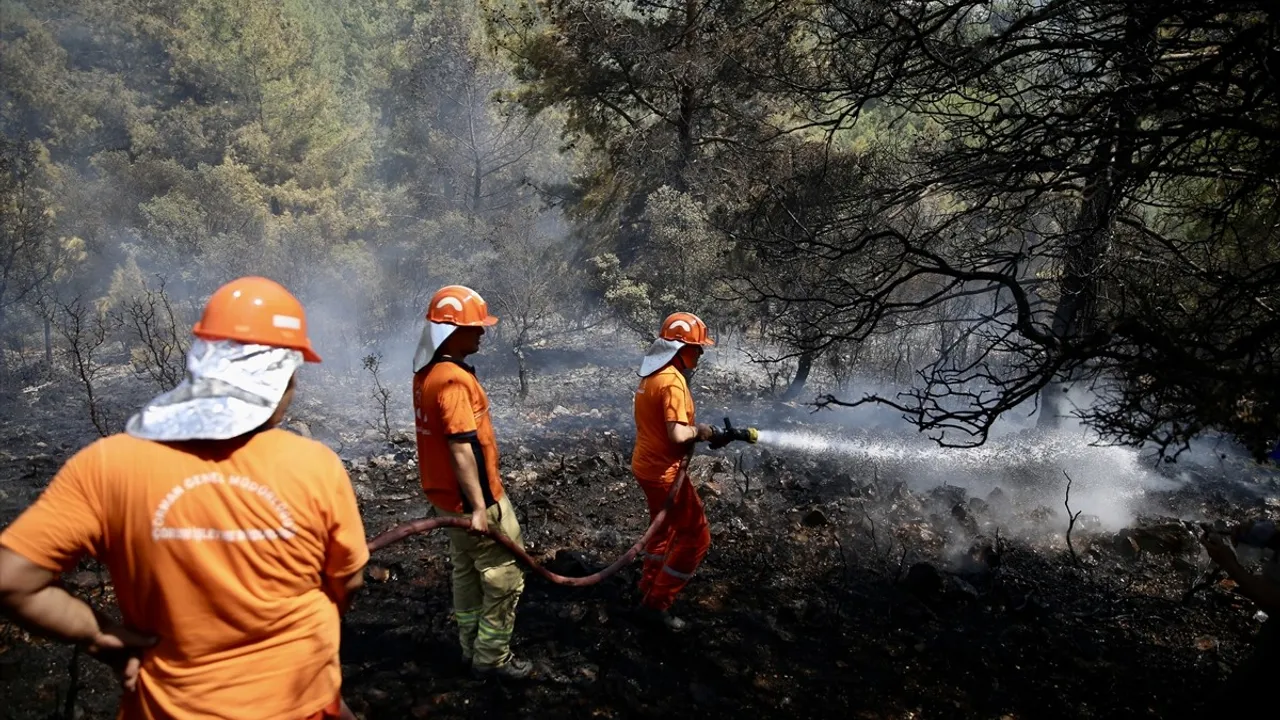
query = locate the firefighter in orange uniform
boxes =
[0,276,366,720]
[411,285,532,680]
[631,312,721,631]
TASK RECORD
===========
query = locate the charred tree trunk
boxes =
[668,0,698,191]
[1037,7,1152,428]
[514,345,529,400]
[1038,173,1116,427]
[782,351,814,401]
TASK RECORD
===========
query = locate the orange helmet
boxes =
[427,285,499,327]
[659,312,714,347]
[192,276,321,362]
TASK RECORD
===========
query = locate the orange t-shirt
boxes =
[631,365,695,483]
[412,359,505,513]
[0,430,369,720]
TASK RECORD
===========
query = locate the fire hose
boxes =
[364,418,759,587]
[366,455,690,587]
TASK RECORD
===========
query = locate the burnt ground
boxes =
[2,351,1279,719]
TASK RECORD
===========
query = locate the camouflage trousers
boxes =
[441,494,526,669]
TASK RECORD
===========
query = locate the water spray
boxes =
[750,426,1195,533]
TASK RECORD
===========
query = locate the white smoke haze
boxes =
[29,237,1272,542]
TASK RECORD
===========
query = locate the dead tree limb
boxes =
[733,450,752,505]
[361,353,394,444]
[1063,470,1084,568]
[47,297,117,437]
[118,275,188,389]
[858,500,882,562]
[62,645,81,720]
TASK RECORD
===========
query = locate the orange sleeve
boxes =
[660,379,693,425]
[322,452,369,579]
[437,381,478,438]
[0,444,105,572]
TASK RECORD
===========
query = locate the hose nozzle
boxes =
[709,417,758,448]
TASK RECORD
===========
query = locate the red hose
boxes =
[365,455,692,587]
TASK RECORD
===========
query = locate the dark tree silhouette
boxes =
[737,0,1280,458]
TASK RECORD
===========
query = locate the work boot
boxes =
[473,656,534,681]
[638,606,688,632]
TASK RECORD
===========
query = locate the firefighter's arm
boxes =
[662,382,711,445]
[667,421,714,445]
[448,440,490,534]
[0,447,152,649]
[0,547,101,643]
[323,451,369,615]
[0,445,155,690]
[439,381,489,534]
[0,548,156,690]
[324,571,364,616]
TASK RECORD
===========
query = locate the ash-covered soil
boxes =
[2,353,1278,719]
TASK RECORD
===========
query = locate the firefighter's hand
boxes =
[469,508,490,535]
[693,423,715,443]
[87,622,157,692]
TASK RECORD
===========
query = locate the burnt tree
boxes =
[739,0,1280,457]
[485,209,593,400]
